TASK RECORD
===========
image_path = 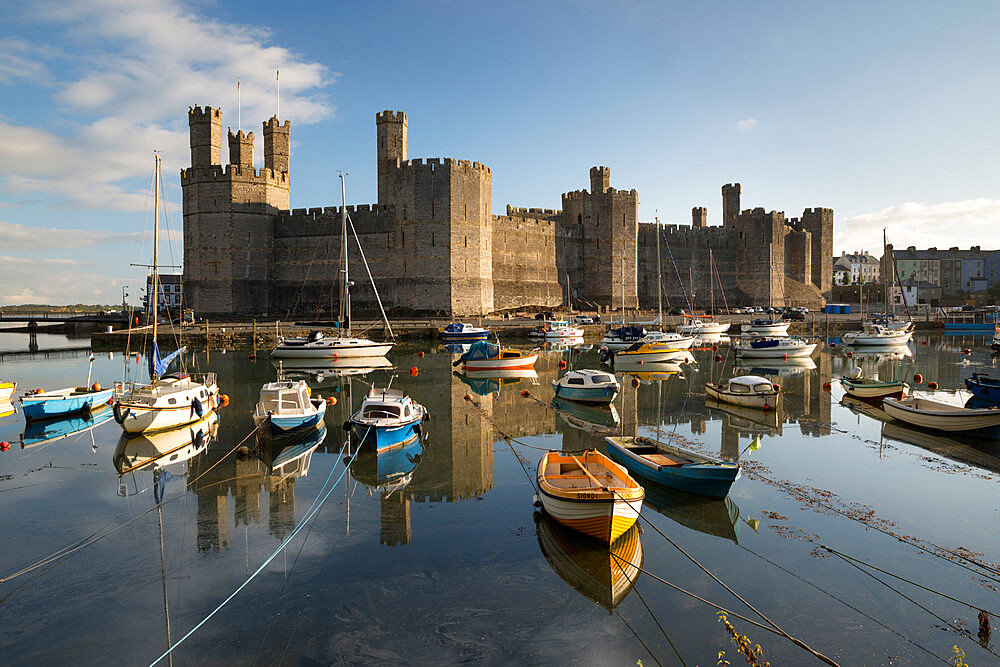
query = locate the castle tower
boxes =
[263,117,290,174]
[722,183,741,228]
[800,207,834,298]
[376,110,407,206]
[692,207,707,228]
[188,105,221,166]
[561,167,638,309]
[228,129,254,166]
[182,105,290,317]
[590,166,610,194]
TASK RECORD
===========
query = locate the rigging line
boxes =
[827,549,1000,658]
[609,552,840,666]
[347,212,394,338]
[613,608,664,667]
[820,546,999,616]
[148,443,364,666]
[737,544,952,666]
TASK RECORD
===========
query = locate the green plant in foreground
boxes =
[951,645,968,667]
[717,611,768,666]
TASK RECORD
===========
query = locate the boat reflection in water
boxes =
[271,356,393,385]
[840,395,891,423]
[617,361,684,384]
[705,398,781,436]
[113,410,218,476]
[457,369,539,397]
[256,421,327,480]
[536,512,643,612]
[0,400,15,419]
[348,432,424,545]
[21,405,115,448]
[642,483,742,544]
[552,396,620,433]
[734,356,817,378]
[881,420,1000,473]
[841,344,913,361]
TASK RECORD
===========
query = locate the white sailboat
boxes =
[272,173,394,359]
[114,154,220,435]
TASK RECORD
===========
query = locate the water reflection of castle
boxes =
[185,346,831,550]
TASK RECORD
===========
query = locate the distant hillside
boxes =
[0,304,121,313]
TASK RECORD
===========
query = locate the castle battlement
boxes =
[395,157,491,174]
[376,110,407,124]
[180,165,289,185]
[803,207,833,215]
[263,117,291,129]
[189,105,221,119]
[505,205,562,218]
[493,215,555,229]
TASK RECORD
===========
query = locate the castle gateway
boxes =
[181,107,832,317]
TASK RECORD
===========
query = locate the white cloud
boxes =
[0,219,180,250]
[0,256,123,305]
[736,117,757,131]
[836,198,1000,255]
[0,0,333,212]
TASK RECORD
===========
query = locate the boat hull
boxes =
[965,377,1000,406]
[255,400,326,431]
[21,388,114,420]
[844,332,912,346]
[439,332,489,342]
[463,354,537,371]
[605,436,741,498]
[704,383,778,410]
[349,419,422,453]
[271,342,393,359]
[840,378,908,401]
[537,487,641,545]
[116,383,220,435]
[883,397,1000,433]
[734,343,816,358]
[552,384,619,405]
[0,382,15,403]
[741,322,790,336]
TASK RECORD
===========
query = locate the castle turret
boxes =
[228,128,254,167]
[376,110,407,206]
[590,166,610,194]
[692,207,707,228]
[188,106,221,167]
[722,183,741,228]
[263,117,290,174]
[800,207,834,298]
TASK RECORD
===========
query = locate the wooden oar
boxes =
[568,453,609,492]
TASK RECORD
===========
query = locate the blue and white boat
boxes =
[964,373,1000,406]
[257,422,327,479]
[605,435,741,498]
[20,405,115,448]
[439,322,489,342]
[552,369,620,405]
[253,378,326,431]
[21,384,115,420]
[347,387,428,453]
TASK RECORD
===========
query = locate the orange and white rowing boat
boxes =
[536,449,644,545]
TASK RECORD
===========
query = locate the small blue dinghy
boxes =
[605,435,741,498]
[964,373,1000,406]
[21,385,115,420]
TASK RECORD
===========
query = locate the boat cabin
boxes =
[359,388,418,423]
[559,370,617,387]
[723,376,775,394]
[258,380,312,416]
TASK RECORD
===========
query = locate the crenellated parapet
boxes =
[275,204,395,237]
[181,163,289,186]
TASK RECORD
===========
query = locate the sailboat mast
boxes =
[620,257,625,320]
[340,172,350,335]
[152,154,160,348]
[656,217,662,323]
[709,249,715,315]
[884,228,894,317]
[767,243,772,310]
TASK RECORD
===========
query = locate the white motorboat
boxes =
[733,336,816,359]
[272,173,393,359]
[601,326,649,350]
[272,330,393,358]
[740,319,790,336]
[541,325,585,339]
[676,318,731,335]
[552,369,620,405]
[843,324,913,346]
[601,342,685,365]
[253,377,326,431]
[704,375,779,410]
[642,330,694,349]
[347,387,428,452]
[882,396,1000,433]
[114,155,220,435]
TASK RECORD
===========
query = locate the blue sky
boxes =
[2,0,999,304]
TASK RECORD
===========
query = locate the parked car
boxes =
[574,315,594,324]
[534,311,556,320]
[784,310,805,321]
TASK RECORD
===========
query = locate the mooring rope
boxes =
[149,438,363,666]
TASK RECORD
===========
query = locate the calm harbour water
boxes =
[0,330,998,665]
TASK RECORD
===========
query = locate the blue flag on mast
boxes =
[149,342,186,378]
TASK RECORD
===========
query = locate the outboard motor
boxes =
[850,366,863,380]
[309,330,324,343]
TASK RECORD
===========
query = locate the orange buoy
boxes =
[631,377,640,387]
[34,388,44,394]
[91,383,101,391]
[521,390,531,397]
[783,354,788,360]
[409,366,419,376]
[0,441,9,452]
[963,348,972,355]
[921,340,927,346]
[772,382,781,391]
[712,344,718,351]
[418,351,425,358]
[715,354,723,362]
[220,394,230,407]
[913,373,923,384]
[822,382,832,392]
[558,360,567,369]
[928,381,939,390]
[637,360,644,365]
[846,350,853,358]
[464,394,472,401]
[325,397,337,406]
[830,342,837,348]
[106,397,114,405]
[248,353,256,360]
[762,404,771,411]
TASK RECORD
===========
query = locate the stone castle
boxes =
[181,106,832,317]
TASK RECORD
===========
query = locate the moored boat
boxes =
[882,396,1000,433]
[20,384,115,421]
[704,375,779,410]
[642,330,695,348]
[536,449,644,545]
[271,330,393,359]
[552,369,620,405]
[604,435,741,498]
[347,387,428,453]
[439,322,489,342]
[0,381,15,403]
[676,317,731,335]
[964,373,1000,406]
[253,378,326,431]
[733,336,816,358]
[840,368,907,402]
[600,342,684,365]
[601,326,647,350]
[457,341,537,371]
[740,319,791,336]
[843,324,912,346]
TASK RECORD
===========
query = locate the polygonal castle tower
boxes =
[181,106,290,316]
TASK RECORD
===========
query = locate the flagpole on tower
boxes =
[237,75,241,132]
[276,69,280,119]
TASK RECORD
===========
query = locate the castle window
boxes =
[465,204,468,219]
[403,204,407,219]
[623,213,626,227]
[432,232,435,247]
[578,214,582,225]
[431,202,435,219]
[464,236,468,248]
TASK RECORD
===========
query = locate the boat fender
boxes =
[220,394,230,407]
[532,494,541,509]
[413,423,421,436]
[422,412,429,422]
[771,383,781,392]
[342,421,352,432]
[631,377,640,387]
[113,402,131,424]
[193,429,205,449]
[192,397,204,417]
[913,373,923,384]
[823,382,832,392]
